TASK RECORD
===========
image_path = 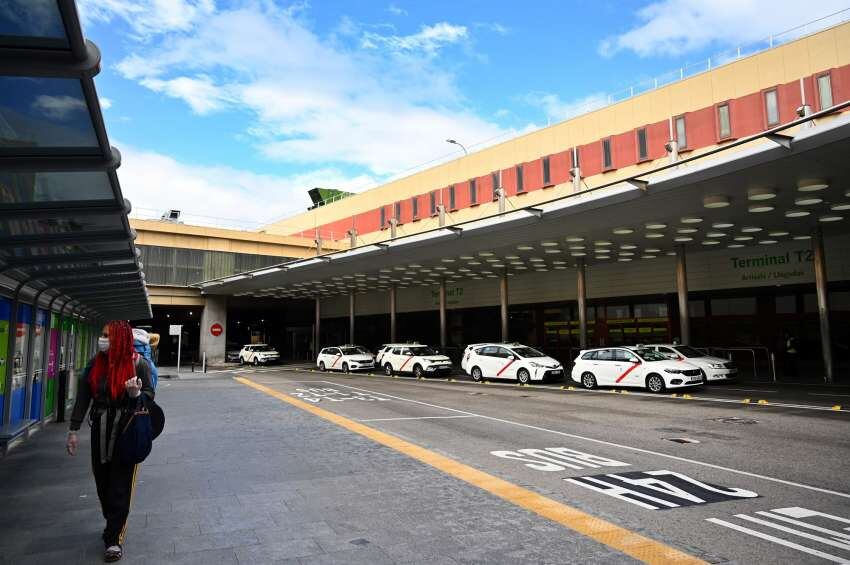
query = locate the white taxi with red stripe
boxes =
[317,345,375,373]
[378,344,453,378]
[461,342,564,384]
[570,347,703,392]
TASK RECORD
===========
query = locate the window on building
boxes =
[394,201,401,222]
[542,156,551,185]
[637,128,648,161]
[469,178,477,205]
[675,115,687,148]
[817,74,833,109]
[602,138,613,170]
[380,207,386,228]
[515,164,524,193]
[764,90,779,126]
[429,191,437,216]
[491,171,499,200]
[449,184,456,210]
[717,103,731,139]
[411,196,419,219]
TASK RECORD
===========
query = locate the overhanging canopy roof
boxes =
[197,102,850,300]
[0,0,150,320]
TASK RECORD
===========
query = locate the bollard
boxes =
[770,352,776,383]
[203,352,207,373]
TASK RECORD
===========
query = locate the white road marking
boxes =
[755,511,850,541]
[311,380,850,500]
[735,514,850,552]
[809,393,850,398]
[725,388,778,393]
[706,518,850,563]
[358,415,479,422]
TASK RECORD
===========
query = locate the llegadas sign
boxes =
[729,249,811,283]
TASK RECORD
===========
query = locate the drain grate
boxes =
[664,437,701,444]
[708,416,758,425]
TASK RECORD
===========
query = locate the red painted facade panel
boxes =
[646,121,669,160]
[579,140,602,176]
[524,158,544,192]
[612,131,635,169]
[832,65,850,106]
[549,151,570,185]
[501,166,517,196]
[684,107,715,150]
[777,81,802,125]
[480,172,496,201]
[730,93,763,138]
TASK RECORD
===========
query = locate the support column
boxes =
[812,228,833,383]
[500,272,509,342]
[314,295,321,357]
[349,291,356,343]
[576,259,587,349]
[199,295,227,364]
[2,298,18,427]
[439,278,447,350]
[676,245,690,345]
[389,285,397,342]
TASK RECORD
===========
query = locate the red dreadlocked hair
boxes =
[89,320,137,401]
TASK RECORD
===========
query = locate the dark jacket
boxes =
[69,355,154,432]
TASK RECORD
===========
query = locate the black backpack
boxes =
[118,396,164,465]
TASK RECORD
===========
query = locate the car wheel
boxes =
[342,362,350,374]
[239,357,245,365]
[646,373,666,393]
[413,364,424,378]
[517,368,531,385]
[252,358,259,367]
[700,369,708,385]
[471,366,483,382]
[581,372,597,389]
[384,363,394,376]
[319,361,326,372]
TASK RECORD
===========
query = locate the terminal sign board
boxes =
[169,324,182,336]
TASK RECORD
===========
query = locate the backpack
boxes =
[133,341,159,389]
[118,396,154,465]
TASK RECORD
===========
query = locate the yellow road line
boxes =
[235,376,703,565]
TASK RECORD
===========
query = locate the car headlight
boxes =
[530,362,545,368]
[709,363,725,369]
[664,368,682,374]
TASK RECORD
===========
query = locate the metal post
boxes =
[348,228,357,248]
[2,297,18,427]
[314,295,321,356]
[437,204,446,227]
[390,218,398,239]
[577,259,587,349]
[500,272,509,342]
[389,285,397,342]
[676,245,691,345]
[41,295,60,421]
[498,170,506,213]
[23,289,48,421]
[176,331,182,377]
[812,228,833,383]
[349,291,356,343]
[439,278,447,350]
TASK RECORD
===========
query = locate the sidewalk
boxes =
[0,375,627,564]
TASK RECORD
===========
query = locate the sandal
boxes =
[104,544,122,562]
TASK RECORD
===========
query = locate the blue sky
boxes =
[76,0,850,226]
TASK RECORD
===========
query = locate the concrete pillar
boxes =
[314,296,321,356]
[437,204,446,227]
[676,245,690,345]
[812,228,833,383]
[199,295,227,364]
[576,259,587,349]
[439,278,447,349]
[500,272,509,342]
[389,285,397,342]
[349,291,356,343]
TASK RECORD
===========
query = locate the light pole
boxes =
[446,139,468,156]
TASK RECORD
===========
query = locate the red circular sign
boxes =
[210,323,223,337]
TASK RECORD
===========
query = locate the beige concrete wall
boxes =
[147,284,205,306]
[264,21,850,240]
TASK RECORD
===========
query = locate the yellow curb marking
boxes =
[235,376,704,565]
[742,398,751,404]
[832,405,842,411]
[757,399,769,405]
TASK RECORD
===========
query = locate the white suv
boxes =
[645,344,737,383]
[461,343,564,384]
[570,346,703,392]
[239,344,280,366]
[377,344,453,378]
[317,345,375,373]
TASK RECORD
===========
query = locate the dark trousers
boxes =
[90,418,139,546]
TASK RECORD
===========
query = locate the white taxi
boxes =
[239,344,280,366]
[461,342,564,384]
[570,347,703,392]
[317,345,375,373]
[645,344,737,383]
[377,344,453,377]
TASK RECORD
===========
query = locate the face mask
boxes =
[98,337,110,353]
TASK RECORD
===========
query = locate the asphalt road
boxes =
[233,366,850,565]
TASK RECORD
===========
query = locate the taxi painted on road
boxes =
[570,346,703,392]
[317,345,375,373]
[461,342,564,384]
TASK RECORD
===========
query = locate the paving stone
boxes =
[295,545,396,565]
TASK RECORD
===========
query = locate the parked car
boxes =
[239,344,280,366]
[377,343,453,377]
[317,345,375,373]
[644,344,737,383]
[570,346,703,392]
[461,342,564,384]
[225,350,241,363]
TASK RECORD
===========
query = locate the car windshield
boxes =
[674,345,706,358]
[512,346,546,358]
[633,349,669,362]
[341,347,370,355]
[409,346,437,356]
[253,345,273,352]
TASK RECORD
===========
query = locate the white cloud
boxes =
[387,4,407,16]
[110,4,511,176]
[100,97,113,110]
[522,92,608,123]
[32,95,88,119]
[78,0,215,39]
[599,0,850,57]
[118,145,378,227]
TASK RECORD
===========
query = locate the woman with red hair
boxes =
[66,320,154,563]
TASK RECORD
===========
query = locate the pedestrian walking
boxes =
[784,331,799,380]
[66,320,155,563]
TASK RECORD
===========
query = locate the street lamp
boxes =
[446,139,468,156]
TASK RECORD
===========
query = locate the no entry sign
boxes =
[210,323,223,337]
